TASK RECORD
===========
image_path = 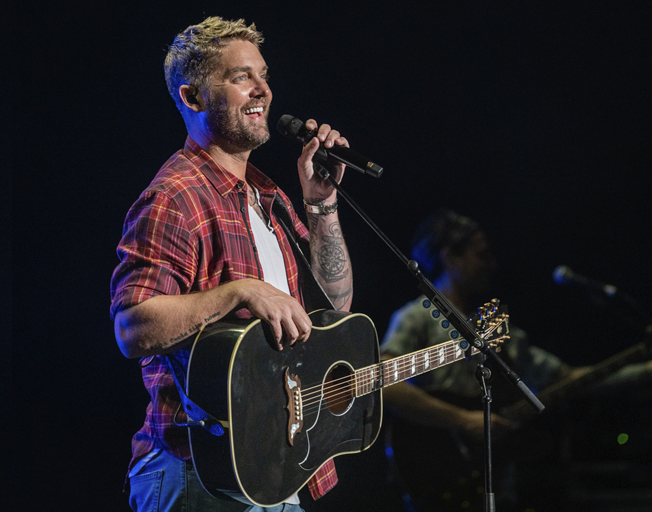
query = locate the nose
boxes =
[252,75,271,98]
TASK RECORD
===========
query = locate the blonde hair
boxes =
[164,16,264,111]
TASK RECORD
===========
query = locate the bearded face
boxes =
[205,88,271,152]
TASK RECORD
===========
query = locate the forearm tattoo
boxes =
[168,322,202,344]
[327,287,353,305]
[308,215,350,284]
[167,311,221,345]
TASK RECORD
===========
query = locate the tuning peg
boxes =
[477,306,487,319]
[483,303,495,317]
[491,298,500,311]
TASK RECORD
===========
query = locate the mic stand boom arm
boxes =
[315,165,545,512]
[315,166,545,412]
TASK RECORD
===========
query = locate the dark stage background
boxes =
[13,1,652,511]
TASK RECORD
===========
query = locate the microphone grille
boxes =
[276,115,304,139]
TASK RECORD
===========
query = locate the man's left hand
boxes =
[297,119,348,203]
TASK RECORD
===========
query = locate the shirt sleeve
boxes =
[506,325,570,390]
[110,190,198,320]
[381,300,427,357]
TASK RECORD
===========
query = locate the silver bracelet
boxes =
[303,199,338,215]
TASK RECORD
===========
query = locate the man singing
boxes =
[110,16,352,511]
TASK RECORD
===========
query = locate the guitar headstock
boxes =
[470,298,510,350]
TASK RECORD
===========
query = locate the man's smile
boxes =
[243,105,266,119]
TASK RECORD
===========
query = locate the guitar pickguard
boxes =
[298,361,357,469]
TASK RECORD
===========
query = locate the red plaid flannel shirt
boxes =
[110,137,337,500]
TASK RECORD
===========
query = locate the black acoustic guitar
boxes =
[184,307,508,506]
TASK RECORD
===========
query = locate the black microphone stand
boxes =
[476,354,498,512]
[312,165,545,511]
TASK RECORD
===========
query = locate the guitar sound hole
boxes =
[324,364,353,415]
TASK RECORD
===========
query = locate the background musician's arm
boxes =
[380,353,512,441]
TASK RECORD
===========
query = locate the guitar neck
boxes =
[354,340,481,397]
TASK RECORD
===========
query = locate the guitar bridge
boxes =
[284,368,304,446]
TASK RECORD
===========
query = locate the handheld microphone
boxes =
[553,265,618,297]
[276,115,383,178]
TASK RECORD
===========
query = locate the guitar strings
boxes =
[299,314,506,401]
[300,345,463,420]
[300,340,464,408]
[300,342,465,414]
[302,339,501,414]
[298,317,507,419]
[298,338,462,399]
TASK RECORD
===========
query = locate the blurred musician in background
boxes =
[380,209,651,511]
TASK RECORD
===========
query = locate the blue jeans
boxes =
[128,449,304,512]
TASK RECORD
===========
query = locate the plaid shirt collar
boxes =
[183,137,278,199]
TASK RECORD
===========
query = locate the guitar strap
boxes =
[271,194,335,312]
[272,195,342,499]
[166,352,227,436]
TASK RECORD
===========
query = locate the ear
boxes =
[179,84,204,112]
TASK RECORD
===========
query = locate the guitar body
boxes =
[186,310,382,506]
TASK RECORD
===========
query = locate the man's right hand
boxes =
[238,279,312,350]
[114,279,311,358]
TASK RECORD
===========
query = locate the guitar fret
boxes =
[355,365,381,397]
[355,339,474,397]
[353,310,509,398]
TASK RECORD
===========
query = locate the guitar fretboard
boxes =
[354,339,480,397]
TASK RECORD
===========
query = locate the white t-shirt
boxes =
[247,194,291,295]
[246,190,300,506]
